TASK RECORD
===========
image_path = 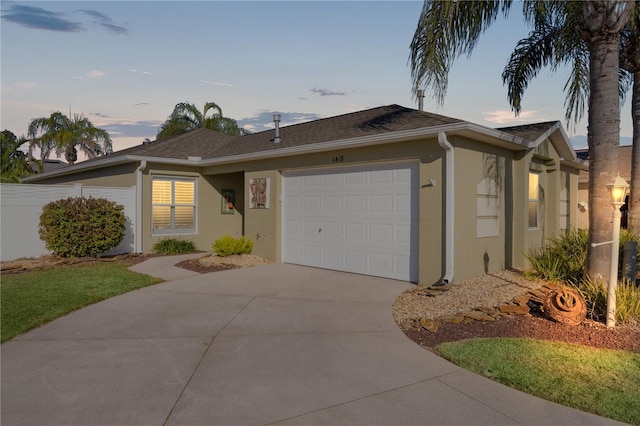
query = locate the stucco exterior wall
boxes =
[449,138,510,282]
[25,163,138,186]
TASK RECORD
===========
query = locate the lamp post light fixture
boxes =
[605,174,630,328]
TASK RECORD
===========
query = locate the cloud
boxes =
[128,69,153,75]
[201,80,234,87]
[238,111,324,131]
[1,81,38,94]
[1,5,128,34]
[1,5,84,32]
[73,70,105,80]
[311,87,346,96]
[134,102,150,106]
[95,119,162,138]
[77,9,128,35]
[482,109,540,124]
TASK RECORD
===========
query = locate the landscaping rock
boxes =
[419,317,439,332]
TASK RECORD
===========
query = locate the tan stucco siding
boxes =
[449,138,510,282]
[26,163,138,186]
[243,170,281,262]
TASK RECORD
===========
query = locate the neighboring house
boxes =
[22,105,583,286]
[575,145,632,229]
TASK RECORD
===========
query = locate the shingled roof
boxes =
[495,121,559,142]
[24,104,581,182]
[99,104,463,162]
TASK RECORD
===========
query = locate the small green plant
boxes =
[213,234,253,257]
[571,276,640,325]
[524,228,639,284]
[524,247,563,281]
[153,238,196,255]
[39,197,125,258]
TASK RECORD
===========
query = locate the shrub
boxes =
[572,276,640,325]
[39,197,125,258]
[213,235,253,257]
[153,238,196,255]
[525,228,638,284]
[525,229,587,283]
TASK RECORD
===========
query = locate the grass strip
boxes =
[437,338,640,425]
[1,263,161,343]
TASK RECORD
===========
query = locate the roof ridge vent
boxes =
[273,114,281,143]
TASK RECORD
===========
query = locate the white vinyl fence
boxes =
[1,184,136,261]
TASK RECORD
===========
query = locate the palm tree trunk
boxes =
[586,36,622,280]
[630,71,640,232]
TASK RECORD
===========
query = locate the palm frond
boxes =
[409,0,512,104]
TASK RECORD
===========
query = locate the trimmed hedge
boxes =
[39,197,125,258]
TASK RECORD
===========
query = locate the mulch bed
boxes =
[174,258,238,273]
[405,311,640,352]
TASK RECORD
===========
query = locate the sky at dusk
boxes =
[1,0,634,162]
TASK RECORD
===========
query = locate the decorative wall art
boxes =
[249,178,270,209]
[221,189,235,214]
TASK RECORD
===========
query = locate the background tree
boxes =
[1,130,34,182]
[156,101,248,140]
[27,112,112,167]
[409,0,632,281]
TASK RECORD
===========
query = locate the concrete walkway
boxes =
[1,255,626,425]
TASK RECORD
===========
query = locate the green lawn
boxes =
[437,338,640,425]
[1,262,161,343]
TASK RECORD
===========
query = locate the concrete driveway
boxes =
[1,255,624,425]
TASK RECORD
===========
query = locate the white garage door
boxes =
[282,162,419,282]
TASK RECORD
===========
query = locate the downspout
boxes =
[135,160,147,253]
[438,132,454,285]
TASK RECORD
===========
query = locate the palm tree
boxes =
[157,101,248,140]
[502,4,640,233]
[27,112,112,167]
[620,14,640,232]
[1,130,34,182]
[409,0,632,280]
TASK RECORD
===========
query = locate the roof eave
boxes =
[22,122,532,181]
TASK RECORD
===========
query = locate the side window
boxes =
[528,172,540,229]
[152,177,196,234]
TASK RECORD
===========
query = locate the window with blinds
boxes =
[152,177,196,234]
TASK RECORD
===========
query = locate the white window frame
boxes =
[151,176,197,235]
[528,171,540,230]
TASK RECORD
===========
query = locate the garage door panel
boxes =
[304,175,323,186]
[304,196,322,212]
[369,223,393,243]
[369,169,394,184]
[345,196,366,212]
[345,223,366,240]
[322,222,342,239]
[369,195,394,213]
[283,162,418,282]
[303,222,322,237]
[322,174,343,185]
[322,247,343,267]
[369,252,394,274]
[345,172,366,185]
[323,195,343,212]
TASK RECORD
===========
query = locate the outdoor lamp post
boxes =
[605,174,630,328]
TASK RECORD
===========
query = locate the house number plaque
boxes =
[332,155,344,164]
